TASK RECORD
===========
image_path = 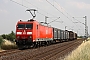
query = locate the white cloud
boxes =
[68,1,90,9]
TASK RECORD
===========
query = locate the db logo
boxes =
[23,30,26,34]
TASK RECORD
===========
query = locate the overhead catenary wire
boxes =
[10,0,28,8]
[24,0,63,23]
[10,0,49,17]
[54,0,84,23]
[10,0,61,20]
[54,0,73,17]
[46,0,83,33]
[48,17,60,24]
[53,0,84,29]
[46,0,73,22]
[48,0,84,36]
[10,0,61,26]
[10,0,75,25]
[73,17,85,25]
[10,0,75,28]
[24,0,58,17]
[45,0,75,26]
[46,0,79,31]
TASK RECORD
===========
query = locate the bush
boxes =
[0,31,16,50]
[1,31,15,42]
[1,34,6,39]
[1,44,17,50]
[0,36,4,47]
[1,40,17,50]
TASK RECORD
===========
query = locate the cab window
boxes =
[26,24,33,29]
[17,24,25,29]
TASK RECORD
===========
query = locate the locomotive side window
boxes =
[37,25,38,29]
[26,24,33,29]
[17,24,25,29]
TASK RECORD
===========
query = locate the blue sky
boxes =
[0,0,90,36]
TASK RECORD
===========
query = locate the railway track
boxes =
[0,39,83,60]
[28,40,82,60]
[0,49,20,56]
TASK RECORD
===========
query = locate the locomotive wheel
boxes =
[47,41,51,46]
[46,41,49,46]
[33,42,39,48]
[53,40,56,44]
[30,44,35,48]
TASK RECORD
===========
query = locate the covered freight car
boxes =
[60,30,64,40]
[57,29,61,40]
[65,30,69,41]
[74,33,77,40]
[68,31,74,40]
[53,28,63,42]
[53,28,58,40]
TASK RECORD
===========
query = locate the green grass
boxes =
[63,37,90,60]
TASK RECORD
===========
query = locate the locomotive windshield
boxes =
[17,24,33,29]
[26,24,33,29]
[17,24,25,29]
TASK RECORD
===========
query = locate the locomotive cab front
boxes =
[15,20,35,47]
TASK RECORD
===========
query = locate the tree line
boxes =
[1,31,15,42]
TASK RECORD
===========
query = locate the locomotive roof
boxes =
[17,19,37,23]
[17,19,53,28]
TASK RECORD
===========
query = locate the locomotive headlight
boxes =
[27,32,32,34]
[17,32,22,34]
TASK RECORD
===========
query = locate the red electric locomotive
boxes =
[15,19,53,48]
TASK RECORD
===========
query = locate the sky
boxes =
[0,0,90,36]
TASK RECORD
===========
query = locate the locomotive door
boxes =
[36,25,40,40]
